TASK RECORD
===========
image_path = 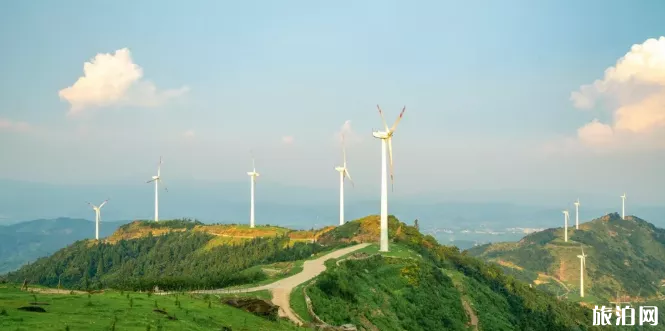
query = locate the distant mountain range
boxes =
[0,218,126,273]
[2,179,664,230]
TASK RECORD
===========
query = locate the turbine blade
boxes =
[158,156,162,176]
[376,105,389,131]
[345,169,355,187]
[388,137,394,192]
[99,199,109,208]
[342,133,347,166]
[390,106,406,132]
[146,179,156,183]
[250,150,256,171]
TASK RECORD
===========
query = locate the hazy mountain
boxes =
[2,179,664,230]
[0,217,126,273]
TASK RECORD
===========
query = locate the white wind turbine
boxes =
[562,209,570,242]
[247,151,260,228]
[577,247,587,297]
[335,132,354,226]
[574,198,580,229]
[621,193,626,220]
[372,105,406,252]
[146,156,168,222]
[87,199,109,240]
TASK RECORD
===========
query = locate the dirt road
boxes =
[193,243,371,325]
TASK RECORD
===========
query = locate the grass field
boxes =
[0,285,300,331]
[288,282,313,324]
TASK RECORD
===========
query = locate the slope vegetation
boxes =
[2,216,625,330]
[468,213,665,302]
[305,216,613,330]
[4,220,332,291]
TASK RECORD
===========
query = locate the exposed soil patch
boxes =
[225,298,278,321]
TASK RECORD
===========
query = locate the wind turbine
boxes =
[87,199,109,240]
[372,105,405,252]
[247,151,260,228]
[577,247,587,297]
[621,193,626,220]
[146,156,167,222]
[562,210,569,242]
[574,198,580,229]
[335,132,354,226]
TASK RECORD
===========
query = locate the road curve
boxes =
[193,243,371,325]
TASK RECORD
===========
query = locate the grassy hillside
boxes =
[2,215,643,330]
[303,216,616,331]
[0,285,298,331]
[3,220,333,291]
[468,213,665,303]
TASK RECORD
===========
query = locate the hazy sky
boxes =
[2,0,665,204]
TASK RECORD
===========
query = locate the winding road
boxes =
[193,243,371,325]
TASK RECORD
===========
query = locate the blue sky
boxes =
[2,0,665,205]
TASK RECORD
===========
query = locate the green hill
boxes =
[1,216,626,330]
[467,213,665,303]
[304,216,614,331]
[3,220,332,291]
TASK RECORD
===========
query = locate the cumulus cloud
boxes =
[0,118,31,132]
[281,135,294,144]
[334,120,362,143]
[58,48,189,115]
[569,36,665,149]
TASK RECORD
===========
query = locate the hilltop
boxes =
[105,218,334,245]
[467,212,665,303]
[2,215,622,330]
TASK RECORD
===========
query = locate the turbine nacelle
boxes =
[247,171,260,177]
[372,131,390,139]
[335,166,346,172]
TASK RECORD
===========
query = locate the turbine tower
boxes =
[335,132,354,226]
[372,105,406,252]
[574,198,580,229]
[577,247,587,297]
[87,199,109,240]
[621,193,626,220]
[247,151,260,228]
[562,210,570,242]
[146,156,167,222]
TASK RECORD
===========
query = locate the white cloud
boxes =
[0,118,31,132]
[281,135,294,144]
[569,36,665,149]
[58,48,189,115]
[333,120,362,143]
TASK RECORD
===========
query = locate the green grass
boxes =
[0,285,300,331]
[289,281,313,323]
[336,243,422,261]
